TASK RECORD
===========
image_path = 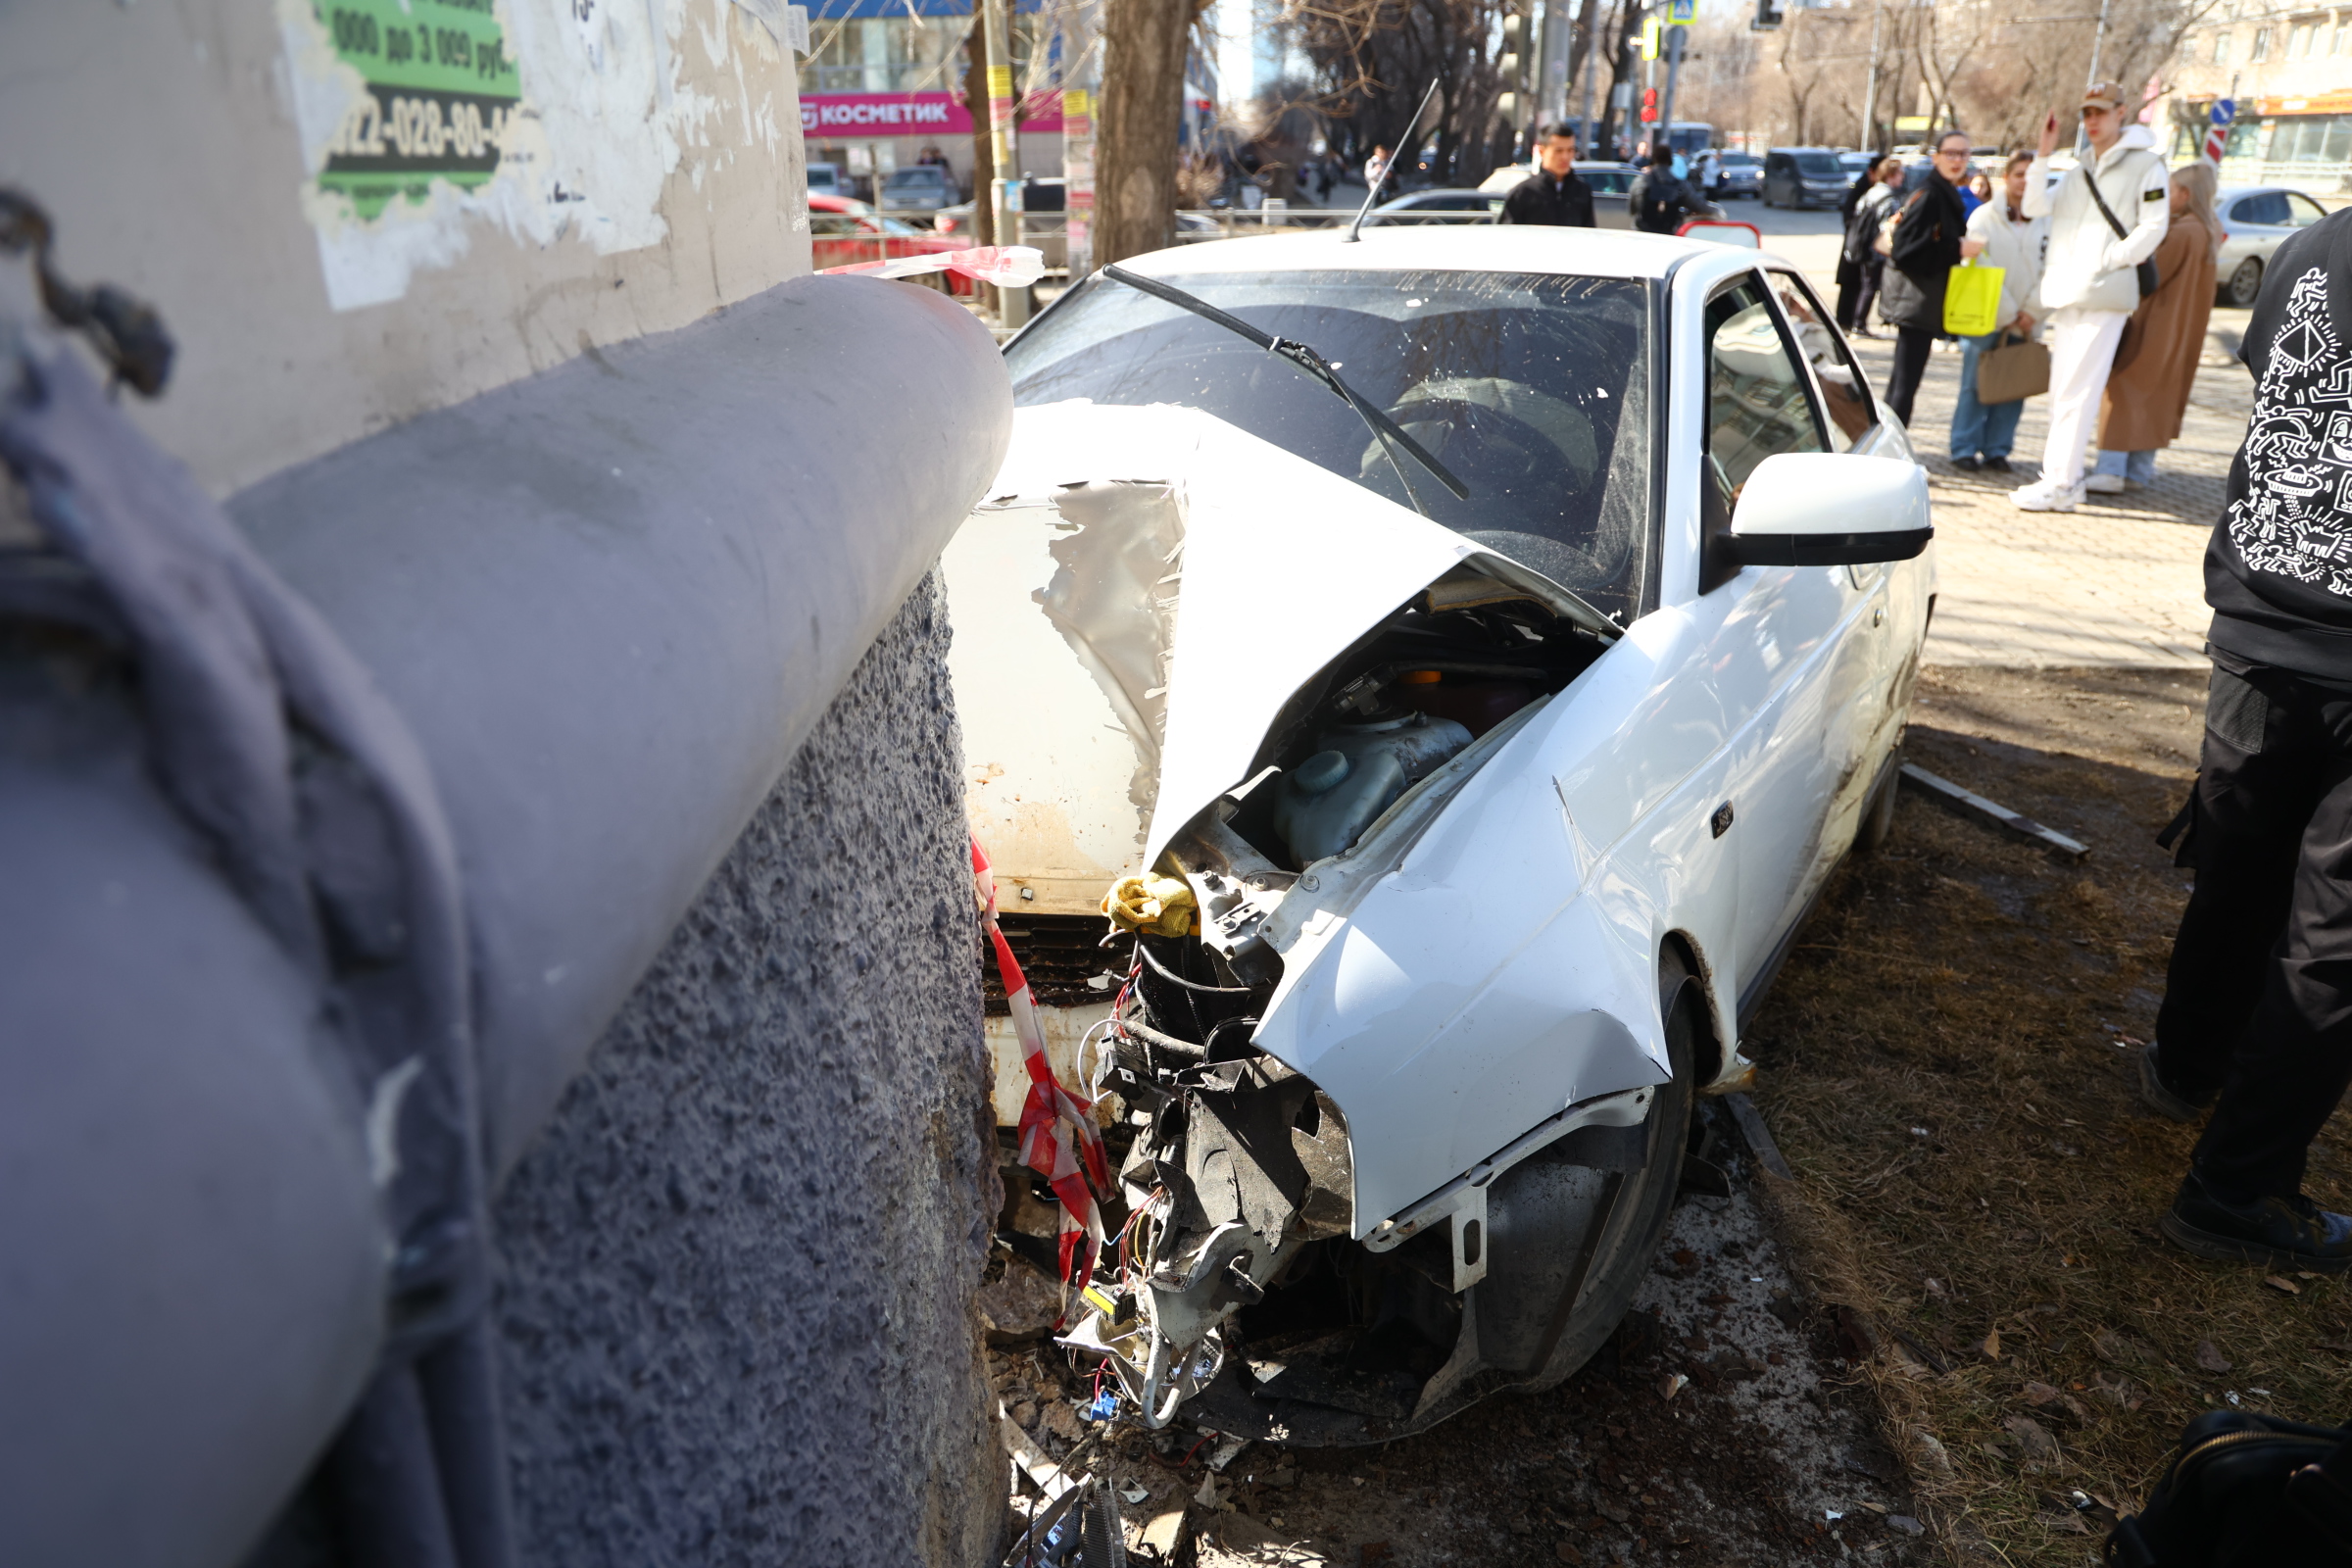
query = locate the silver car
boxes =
[2216,185,2332,308]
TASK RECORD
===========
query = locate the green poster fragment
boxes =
[314,0,523,220]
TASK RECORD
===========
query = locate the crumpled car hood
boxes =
[948,400,1605,883]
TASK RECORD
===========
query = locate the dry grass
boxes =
[1745,666,2352,1566]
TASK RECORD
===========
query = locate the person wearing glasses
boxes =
[1876,131,1985,428]
[2009,81,2171,513]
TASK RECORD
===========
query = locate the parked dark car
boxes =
[1761,148,1850,210]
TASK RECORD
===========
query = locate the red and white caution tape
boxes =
[973,837,1109,1303]
[819,244,1046,288]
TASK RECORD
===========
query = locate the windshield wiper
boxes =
[1099,263,1471,515]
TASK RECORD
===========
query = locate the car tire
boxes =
[2224,256,2264,310]
[1857,748,1902,855]
[1486,949,1699,1391]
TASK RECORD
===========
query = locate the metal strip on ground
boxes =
[1899,762,2090,860]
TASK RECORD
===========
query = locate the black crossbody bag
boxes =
[2106,1409,2352,1566]
[2082,158,2162,300]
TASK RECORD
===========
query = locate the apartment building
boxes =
[2170,1,2352,192]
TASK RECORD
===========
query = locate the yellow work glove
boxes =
[1102,873,1196,938]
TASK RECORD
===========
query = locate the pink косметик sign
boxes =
[800,90,1063,137]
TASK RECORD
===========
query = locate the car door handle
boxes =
[1872,606,1886,627]
[1711,801,1735,839]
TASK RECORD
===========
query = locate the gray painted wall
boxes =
[489,574,1004,1567]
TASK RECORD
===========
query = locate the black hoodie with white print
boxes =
[2205,206,2352,680]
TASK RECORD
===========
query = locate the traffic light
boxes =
[1639,86,1659,123]
[1500,10,1526,79]
[1640,16,1661,58]
[1752,0,1784,27]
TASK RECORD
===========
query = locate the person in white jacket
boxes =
[1950,152,2050,470]
[2010,82,2171,513]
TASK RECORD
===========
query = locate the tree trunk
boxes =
[1097,0,1202,267]
[964,36,995,246]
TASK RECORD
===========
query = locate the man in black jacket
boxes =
[1628,146,1700,234]
[1500,125,1595,227]
[2142,205,2352,1272]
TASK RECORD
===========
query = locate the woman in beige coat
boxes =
[2090,164,2222,492]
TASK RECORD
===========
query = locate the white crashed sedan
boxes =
[946,226,1934,1443]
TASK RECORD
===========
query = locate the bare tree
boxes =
[1280,0,1515,184]
[1096,0,1213,267]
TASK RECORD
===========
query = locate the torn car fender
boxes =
[1249,695,1674,1236]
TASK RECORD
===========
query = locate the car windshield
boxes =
[1795,154,1842,177]
[887,169,942,187]
[1006,268,1654,619]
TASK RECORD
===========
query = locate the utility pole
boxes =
[2070,0,2113,159]
[1658,15,1686,146]
[1579,13,1598,149]
[1859,5,1883,150]
[982,0,1027,326]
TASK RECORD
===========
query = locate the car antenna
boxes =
[1343,79,1442,245]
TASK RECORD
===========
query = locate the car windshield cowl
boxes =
[1006,266,1655,623]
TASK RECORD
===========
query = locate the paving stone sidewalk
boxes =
[1840,317,2253,668]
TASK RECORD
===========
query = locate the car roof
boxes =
[1112,225,1761,284]
[1771,146,1841,154]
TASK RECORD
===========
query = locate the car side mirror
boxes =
[1725,451,1932,566]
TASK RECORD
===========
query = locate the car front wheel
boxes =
[2223,256,2264,309]
[1474,948,1700,1391]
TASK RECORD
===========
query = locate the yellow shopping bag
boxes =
[1943,258,2005,338]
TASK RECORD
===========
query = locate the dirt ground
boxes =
[993,665,2352,1568]
[1753,665,2352,1565]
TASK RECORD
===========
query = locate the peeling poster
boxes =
[309,0,523,220]
[281,0,757,312]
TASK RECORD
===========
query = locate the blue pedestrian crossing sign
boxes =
[1668,0,1696,21]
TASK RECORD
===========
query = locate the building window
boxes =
[2334,19,2350,53]
[2252,24,2271,58]
[2214,29,2233,62]
[2288,21,2312,55]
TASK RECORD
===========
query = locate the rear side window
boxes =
[2233,191,2291,225]
[1766,270,1873,447]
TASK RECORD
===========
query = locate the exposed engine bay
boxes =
[1027,569,1679,1445]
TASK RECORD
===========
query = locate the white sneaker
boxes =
[2012,481,2082,513]
[2083,472,2128,494]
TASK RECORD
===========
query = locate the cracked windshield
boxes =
[1007,270,1654,621]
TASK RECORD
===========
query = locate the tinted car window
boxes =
[1007,270,1656,619]
[2287,192,2328,227]
[2233,191,2291,226]
[1795,154,1842,178]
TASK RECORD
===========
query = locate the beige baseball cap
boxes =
[2081,81,2128,111]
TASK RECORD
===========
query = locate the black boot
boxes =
[2161,1169,2352,1272]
